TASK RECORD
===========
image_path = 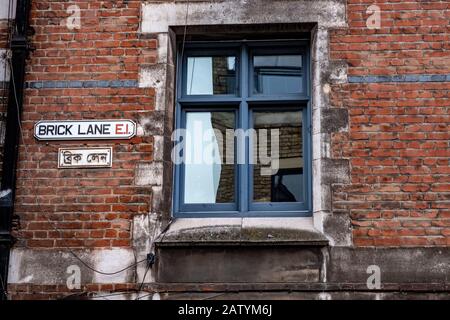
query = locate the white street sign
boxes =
[58,147,112,168]
[34,120,136,141]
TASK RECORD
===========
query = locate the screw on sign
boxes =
[34,120,137,141]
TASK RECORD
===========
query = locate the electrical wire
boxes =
[7,59,26,148]
[183,0,195,95]
[0,0,17,302]
[135,292,153,300]
[60,289,147,300]
[179,0,190,66]
[8,52,147,279]
[97,219,173,300]
[134,263,151,300]
[1,0,13,98]
[3,0,13,80]
[81,219,172,300]
[89,291,137,300]
[160,218,174,243]
[1,0,14,134]
[188,57,196,95]
[0,272,7,298]
[69,251,147,276]
[201,292,228,300]
[75,270,155,300]
[58,291,88,300]
[3,0,176,298]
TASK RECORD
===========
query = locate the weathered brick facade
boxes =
[16,0,155,249]
[1,0,449,300]
[329,0,450,247]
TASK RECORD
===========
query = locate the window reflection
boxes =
[253,55,303,95]
[184,112,235,204]
[253,110,304,203]
[187,56,236,95]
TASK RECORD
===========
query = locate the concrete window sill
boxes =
[155,218,329,247]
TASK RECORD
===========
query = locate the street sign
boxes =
[58,147,113,168]
[34,120,136,141]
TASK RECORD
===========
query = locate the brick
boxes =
[2,0,448,302]
[330,0,450,247]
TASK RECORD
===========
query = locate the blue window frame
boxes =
[173,41,311,217]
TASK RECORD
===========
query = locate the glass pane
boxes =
[186,56,236,95]
[252,110,304,203]
[253,55,303,95]
[184,111,235,204]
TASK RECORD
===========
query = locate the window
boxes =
[173,41,311,217]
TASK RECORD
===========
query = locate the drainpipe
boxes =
[0,0,32,300]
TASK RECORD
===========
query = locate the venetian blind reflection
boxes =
[184,112,235,204]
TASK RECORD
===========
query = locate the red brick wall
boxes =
[14,0,156,249]
[10,0,450,252]
[329,0,450,246]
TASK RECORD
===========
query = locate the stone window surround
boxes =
[136,0,351,248]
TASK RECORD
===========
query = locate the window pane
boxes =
[253,55,303,95]
[184,111,235,204]
[186,56,236,95]
[252,110,304,203]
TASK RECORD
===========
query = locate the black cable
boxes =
[58,291,88,300]
[135,292,154,300]
[160,218,174,243]
[201,292,228,300]
[0,272,7,298]
[69,251,147,276]
[59,251,154,299]
[13,47,140,288]
[94,291,136,300]
[8,65,172,292]
[1,0,13,103]
[7,59,25,140]
[84,253,156,300]
[179,0,190,66]
[134,263,151,300]
[60,290,140,300]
